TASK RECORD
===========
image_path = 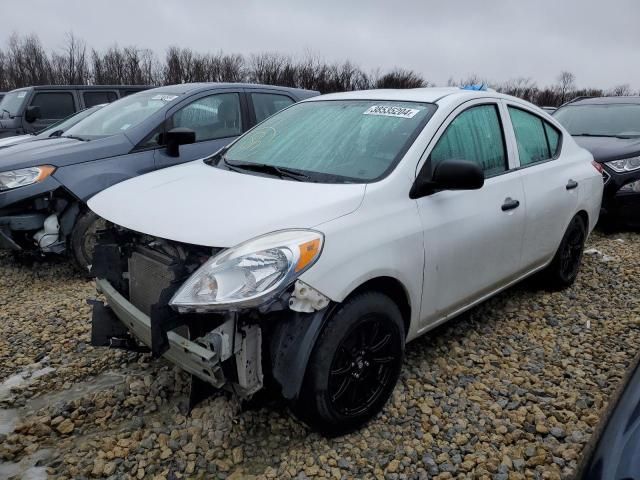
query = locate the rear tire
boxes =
[292,291,405,435]
[70,211,106,275]
[540,215,587,290]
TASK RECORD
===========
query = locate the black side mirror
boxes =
[410,159,484,199]
[25,106,41,123]
[165,127,196,157]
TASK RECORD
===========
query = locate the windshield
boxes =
[222,100,436,183]
[63,91,180,140]
[554,103,640,137]
[0,90,28,118]
[35,105,104,138]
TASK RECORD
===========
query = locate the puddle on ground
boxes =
[0,364,56,402]
[25,371,124,413]
[0,449,52,480]
[0,372,126,478]
[0,407,19,435]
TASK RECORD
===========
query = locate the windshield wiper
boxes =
[61,135,88,142]
[1,109,13,119]
[573,133,636,139]
[222,158,310,181]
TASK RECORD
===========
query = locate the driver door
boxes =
[416,100,527,326]
[154,91,246,170]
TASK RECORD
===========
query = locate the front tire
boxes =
[541,214,587,290]
[70,211,106,274]
[293,291,405,435]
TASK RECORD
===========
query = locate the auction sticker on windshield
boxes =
[363,105,421,119]
[151,94,178,102]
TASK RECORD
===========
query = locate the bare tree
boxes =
[374,68,426,89]
[556,71,576,104]
[608,84,633,96]
[50,32,88,84]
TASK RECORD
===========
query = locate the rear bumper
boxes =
[95,278,227,388]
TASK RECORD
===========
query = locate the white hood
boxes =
[88,160,366,247]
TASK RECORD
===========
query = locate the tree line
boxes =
[0,33,635,107]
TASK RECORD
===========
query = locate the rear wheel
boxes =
[293,291,405,435]
[70,211,106,275]
[540,214,587,289]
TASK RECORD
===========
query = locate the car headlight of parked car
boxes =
[170,229,324,312]
[606,156,640,173]
[619,179,640,193]
[0,165,56,191]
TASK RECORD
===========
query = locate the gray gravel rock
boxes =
[1,231,640,478]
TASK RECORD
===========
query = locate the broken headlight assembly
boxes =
[170,229,324,312]
[0,165,56,191]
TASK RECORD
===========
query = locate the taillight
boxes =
[591,160,604,173]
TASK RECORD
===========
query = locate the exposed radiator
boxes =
[128,250,177,316]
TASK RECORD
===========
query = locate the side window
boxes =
[508,107,561,166]
[31,92,75,119]
[83,91,117,107]
[544,123,560,157]
[251,93,294,124]
[171,93,241,142]
[430,104,507,177]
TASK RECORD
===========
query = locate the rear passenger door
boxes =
[417,100,527,325]
[246,90,295,128]
[154,90,247,169]
[504,103,578,270]
[28,91,77,132]
[82,90,118,108]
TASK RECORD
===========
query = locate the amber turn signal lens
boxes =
[296,238,321,272]
[36,165,56,182]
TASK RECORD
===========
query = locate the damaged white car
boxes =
[88,87,603,434]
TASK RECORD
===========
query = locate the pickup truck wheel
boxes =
[70,211,106,275]
[293,291,405,435]
[541,215,587,290]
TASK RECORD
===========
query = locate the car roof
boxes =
[564,96,640,106]
[303,87,518,104]
[148,82,318,97]
[8,85,150,92]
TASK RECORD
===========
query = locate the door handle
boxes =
[566,179,579,190]
[501,198,520,211]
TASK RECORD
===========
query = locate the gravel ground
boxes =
[1,231,639,480]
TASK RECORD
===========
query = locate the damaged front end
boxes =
[90,225,331,408]
[0,192,79,254]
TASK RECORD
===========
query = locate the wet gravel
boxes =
[1,230,639,479]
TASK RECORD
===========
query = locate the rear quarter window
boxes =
[508,107,561,166]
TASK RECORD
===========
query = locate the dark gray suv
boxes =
[0,83,318,269]
[0,85,149,138]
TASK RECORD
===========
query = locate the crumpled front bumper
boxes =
[94,278,263,396]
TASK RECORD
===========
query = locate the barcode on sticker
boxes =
[363,105,420,118]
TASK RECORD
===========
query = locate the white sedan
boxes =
[88,87,603,434]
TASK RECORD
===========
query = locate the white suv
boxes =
[88,88,603,434]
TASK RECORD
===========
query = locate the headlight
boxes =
[0,165,56,191]
[606,157,640,173]
[619,179,640,193]
[170,229,324,312]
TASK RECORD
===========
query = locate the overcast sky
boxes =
[3,0,639,89]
